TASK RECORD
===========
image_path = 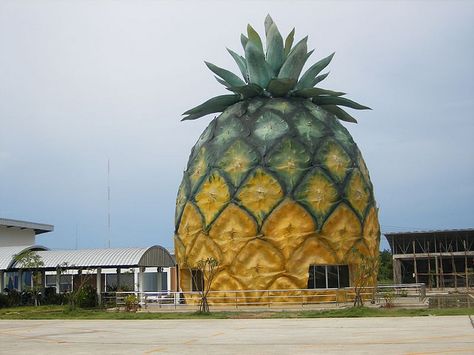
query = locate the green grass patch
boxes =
[269,307,474,318]
[0,305,472,320]
[0,306,235,320]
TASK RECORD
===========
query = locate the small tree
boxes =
[184,257,219,313]
[351,251,379,307]
[56,262,97,310]
[378,249,393,283]
[14,250,44,306]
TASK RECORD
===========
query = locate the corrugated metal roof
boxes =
[384,228,474,237]
[10,245,175,270]
[0,218,54,235]
[0,245,49,270]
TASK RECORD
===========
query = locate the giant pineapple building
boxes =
[174,17,380,299]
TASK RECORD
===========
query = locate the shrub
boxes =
[20,290,35,306]
[75,285,98,308]
[0,289,22,308]
[381,290,396,308]
[124,294,139,312]
[0,294,10,308]
[43,287,68,305]
[5,289,21,307]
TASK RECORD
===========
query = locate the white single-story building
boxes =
[0,218,176,303]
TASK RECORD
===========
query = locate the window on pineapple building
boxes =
[307,265,350,289]
[191,269,203,292]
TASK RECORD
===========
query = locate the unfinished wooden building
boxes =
[385,229,474,289]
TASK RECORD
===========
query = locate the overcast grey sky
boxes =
[1,1,473,251]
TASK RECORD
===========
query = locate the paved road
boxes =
[0,316,472,354]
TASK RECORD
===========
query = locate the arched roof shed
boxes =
[7,245,175,271]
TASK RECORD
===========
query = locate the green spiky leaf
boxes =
[266,23,285,73]
[227,48,248,82]
[183,17,371,122]
[247,24,264,53]
[264,14,274,35]
[321,105,358,123]
[295,52,335,90]
[284,28,295,57]
[245,40,273,87]
[310,72,330,87]
[240,34,248,50]
[182,94,241,120]
[278,36,308,82]
[214,76,230,88]
[312,96,371,110]
[227,83,263,98]
[267,78,297,97]
[293,87,345,98]
[205,62,246,87]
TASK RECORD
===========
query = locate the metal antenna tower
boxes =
[107,159,111,248]
[75,224,78,250]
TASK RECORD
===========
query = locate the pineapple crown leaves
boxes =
[182,15,371,123]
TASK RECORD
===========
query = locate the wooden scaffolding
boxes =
[385,229,474,290]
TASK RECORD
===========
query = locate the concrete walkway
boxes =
[0,316,473,354]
